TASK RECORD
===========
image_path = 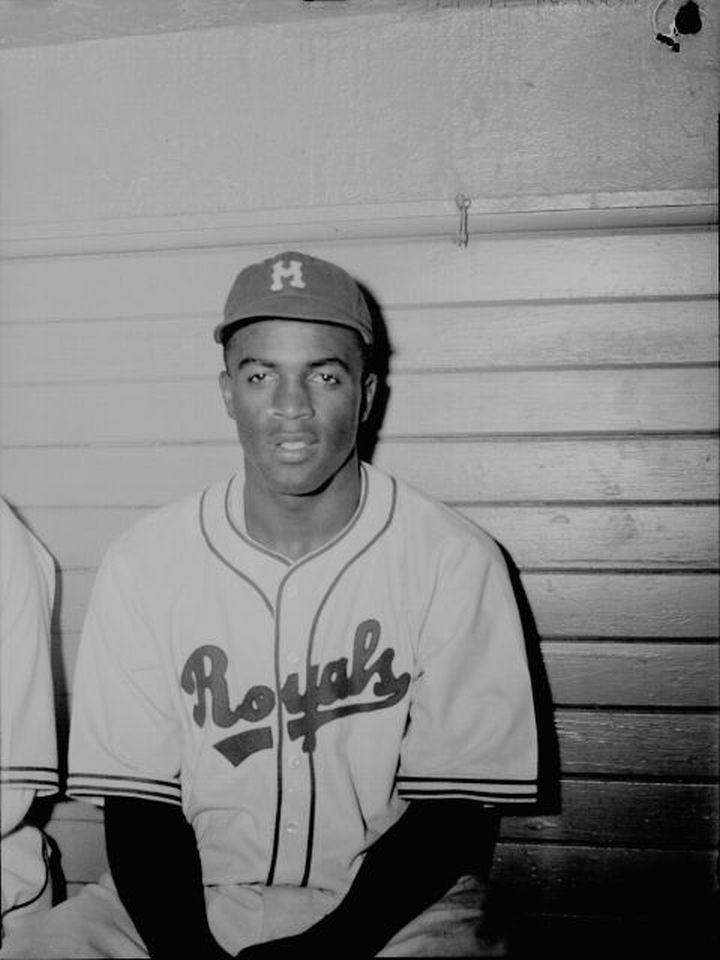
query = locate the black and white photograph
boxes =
[0,1,717,957]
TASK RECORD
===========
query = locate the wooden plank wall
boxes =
[0,227,717,952]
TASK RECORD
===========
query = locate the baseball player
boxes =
[0,252,538,959]
[0,498,59,942]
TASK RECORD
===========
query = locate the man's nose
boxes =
[271,377,313,419]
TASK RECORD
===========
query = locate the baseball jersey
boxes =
[67,463,537,895]
[1,498,58,928]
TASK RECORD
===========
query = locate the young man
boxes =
[0,252,537,959]
[0,498,59,943]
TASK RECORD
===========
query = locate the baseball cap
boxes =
[215,251,373,346]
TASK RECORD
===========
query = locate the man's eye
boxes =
[247,371,270,383]
[311,372,340,385]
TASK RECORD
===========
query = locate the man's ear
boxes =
[219,370,236,420]
[361,373,378,424]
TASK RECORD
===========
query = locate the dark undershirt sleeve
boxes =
[300,798,500,957]
[104,796,230,960]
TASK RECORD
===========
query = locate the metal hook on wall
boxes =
[454,194,472,248]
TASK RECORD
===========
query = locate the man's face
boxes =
[219,319,377,499]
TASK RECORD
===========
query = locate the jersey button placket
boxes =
[275,574,310,883]
[279,755,307,877]
[286,753,302,795]
[283,582,301,668]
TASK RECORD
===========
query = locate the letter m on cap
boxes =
[270,259,306,292]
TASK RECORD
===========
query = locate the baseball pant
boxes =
[0,871,507,958]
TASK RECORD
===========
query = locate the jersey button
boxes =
[286,821,299,834]
[289,755,301,769]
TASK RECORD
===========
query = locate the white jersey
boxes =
[1,498,58,931]
[68,463,537,895]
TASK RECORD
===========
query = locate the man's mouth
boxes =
[273,436,316,460]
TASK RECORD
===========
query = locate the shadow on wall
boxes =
[500,545,561,818]
[356,283,393,466]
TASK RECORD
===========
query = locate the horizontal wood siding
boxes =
[2,299,716,383]
[1,226,717,940]
[493,843,717,917]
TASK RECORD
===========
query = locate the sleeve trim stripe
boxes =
[0,776,59,789]
[67,786,182,804]
[398,788,537,802]
[397,781,537,797]
[396,776,537,786]
[0,768,58,786]
[68,773,181,793]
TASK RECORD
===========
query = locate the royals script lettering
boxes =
[180,619,410,766]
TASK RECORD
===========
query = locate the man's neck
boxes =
[242,462,363,562]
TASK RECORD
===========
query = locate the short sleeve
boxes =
[67,543,183,808]
[0,499,58,809]
[396,531,538,806]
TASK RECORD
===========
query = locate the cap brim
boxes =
[214,294,372,344]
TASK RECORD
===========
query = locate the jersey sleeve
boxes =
[396,529,538,806]
[0,499,59,820]
[67,542,183,808]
